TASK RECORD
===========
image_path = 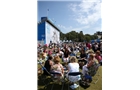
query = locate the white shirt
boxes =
[68,63,79,72]
[57,51,64,55]
[67,63,81,82]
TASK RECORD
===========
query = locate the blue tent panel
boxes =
[91,40,95,43]
[97,39,100,43]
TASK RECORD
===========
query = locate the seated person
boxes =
[70,50,76,56]
[80,50,87,60]
[75,49,80,59]
[56,47,64,58]
[66,56,80,89]
[95,50,102,66]
[78,50,87,69]
[86,50,94,59]
[82,54,96,76]
[51,56,64,78]
[38,52,47,66]
[43,55,54,75]
[48,50,52,55]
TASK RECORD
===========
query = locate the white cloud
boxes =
[69,0,101,25]
[57,24,101,35]
[82,26,101,35]
[58,25,73,33]
[58,24,90,34]
[60,25,66,29]
[57,24,60,27]
[94,27,102,32]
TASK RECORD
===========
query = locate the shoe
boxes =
[73,84,79,88]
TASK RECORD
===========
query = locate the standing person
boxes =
[97,42,101,52]
[94,42,98,52]
[100,42,102,54]
[92,42,95,52]
[86,42,88,49]
[83,43,87,52]
[87,42,91,50]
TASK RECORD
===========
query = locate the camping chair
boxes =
[38,60,51,87]
[38,60,65,90]
[49,71,65,90]
[93,63,100,84]
[67,72,82,90]
[88,62,100,84]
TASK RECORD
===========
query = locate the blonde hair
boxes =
[53,56,60,64]
[88,50,94,54]
[89,54,95,59]
[70,56,77,63]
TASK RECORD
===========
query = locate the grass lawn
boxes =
[38,66,102,90]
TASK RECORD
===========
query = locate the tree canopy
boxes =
[60,31,102,42]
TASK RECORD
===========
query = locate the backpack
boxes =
[80,74,92,88]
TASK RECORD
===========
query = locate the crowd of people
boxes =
[37,41,102,89]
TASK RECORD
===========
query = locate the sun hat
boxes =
[86,50,94,54]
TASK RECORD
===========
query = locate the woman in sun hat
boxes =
[86,50,94,59]
[82,54,97,76]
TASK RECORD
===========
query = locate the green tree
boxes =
[60,30,102,42]
[93,34,98,39]
[78,31,85,42]
[85,35,91,42]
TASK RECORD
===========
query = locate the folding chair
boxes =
[38,60,65,90]
[49,71,65,90]
[93,63,100,84]
[88,62,100,84]
[38,60,51,87]
[68,72,82,90]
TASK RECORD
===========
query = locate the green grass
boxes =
[38,66,102,90]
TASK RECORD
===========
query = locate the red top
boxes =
[95,55,102,62]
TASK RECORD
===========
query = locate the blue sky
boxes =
[38,0,102,35]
